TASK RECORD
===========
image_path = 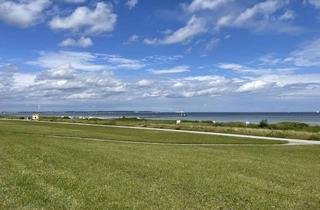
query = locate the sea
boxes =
[1,111,320,125]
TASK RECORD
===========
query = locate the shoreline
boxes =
[1,111,320,125]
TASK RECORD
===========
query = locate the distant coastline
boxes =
[1,111,320,125]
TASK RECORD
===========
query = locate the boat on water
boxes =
[176,111,188,117]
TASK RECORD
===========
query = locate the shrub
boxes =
[259,120,269,128]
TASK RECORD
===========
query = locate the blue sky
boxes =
[0,0,320,112]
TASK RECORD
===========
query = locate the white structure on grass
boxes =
[32,113,40,120]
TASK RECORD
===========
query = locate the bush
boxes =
[259,120,269,128]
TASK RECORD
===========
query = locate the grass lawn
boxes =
[37,117,320,140]
[0,120,319,209]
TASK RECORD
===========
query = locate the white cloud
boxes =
[306,0,320,8]
[0,64,125,100]
[60,37,93,48]
[233,0,284,26]
[124,35,139,44]
[65,0,86,3]
[13,73,36,88]
[126,0,138,10]
[0,0,50,28]
[31,65,126,100]
[27,51,107,71]
[150,65,190,74]
[286,38,320,67]
[144,16,206,45]
[279,10,295,21]
[215,0,301,33]
[237,73,320,93]
[137,79,153,87]
[49,2,117,35]
[103,55,145,70]
[218,63,296,75]
[166,75,231,98]
[237,80,270,92]
[187,0,230,12]
[2,63,320,102]
[27,51,146,71]
[204,38,220,50]
[0,65,37,100]
[129,75,232,99]
[259,54,282,65]
[257,74,320,88]
[218,63,257,73]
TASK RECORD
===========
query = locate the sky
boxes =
[0,0,320,112]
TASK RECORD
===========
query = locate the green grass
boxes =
[0,120,284,145]
[39,117,320,140]
[0,120,320,209]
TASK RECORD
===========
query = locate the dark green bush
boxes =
[259,120,269,128]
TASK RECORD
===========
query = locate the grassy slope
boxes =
[0,120,283,144]
[0,121,320,209]
[39,117,320,140]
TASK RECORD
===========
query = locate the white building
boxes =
[32,113,40,120]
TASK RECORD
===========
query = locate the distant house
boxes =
[32,113,40,120]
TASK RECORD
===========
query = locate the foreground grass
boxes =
[0,120,319,209]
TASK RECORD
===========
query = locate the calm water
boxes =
[2,111,320,125]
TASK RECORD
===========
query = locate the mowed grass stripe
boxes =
[0,120,285,145]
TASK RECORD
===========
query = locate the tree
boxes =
[259,119,269,128]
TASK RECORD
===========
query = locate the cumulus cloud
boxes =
[126,0,138,9]
[0,64,126,101]
[164,75,231,98]
[0,0,50,28]
[0,64,36,100]
[31,65,125,99]
[144,16,206,45]
[49,2,117,35]
[129,75,232,98]
[59,37,93,48]
[2,62,320,103]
